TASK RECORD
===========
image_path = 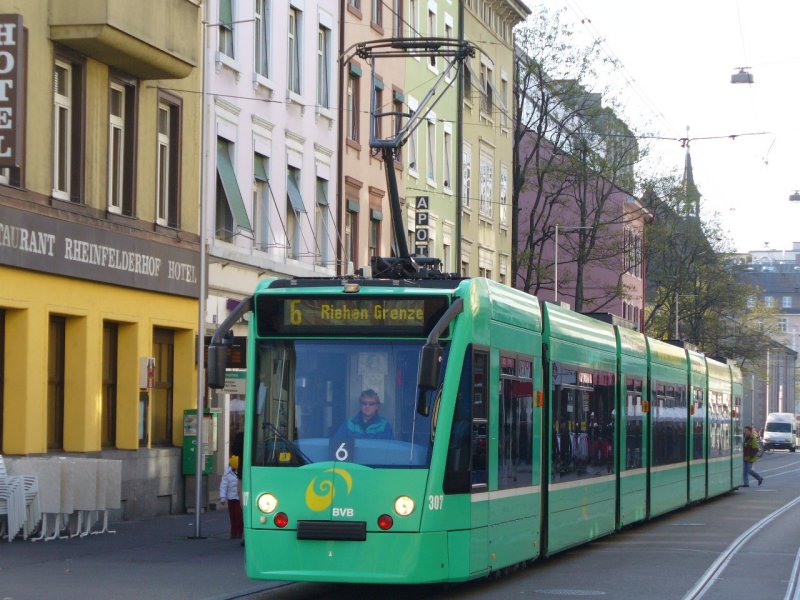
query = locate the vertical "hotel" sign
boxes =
[0,15,24,169]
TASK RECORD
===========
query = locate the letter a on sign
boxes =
[415,196,429,210]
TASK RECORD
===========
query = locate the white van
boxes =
[763,412,798,452]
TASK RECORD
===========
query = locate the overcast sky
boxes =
[532,0,800,254]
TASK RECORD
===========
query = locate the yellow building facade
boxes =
[0,0,202,518]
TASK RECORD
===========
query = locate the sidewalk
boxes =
[0,509,288,600]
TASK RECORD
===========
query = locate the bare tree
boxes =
[512,6,645,312]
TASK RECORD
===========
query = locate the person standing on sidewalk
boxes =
[219,455,243,539]
[743,425,764,487]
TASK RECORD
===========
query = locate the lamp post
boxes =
[554,224,594,304]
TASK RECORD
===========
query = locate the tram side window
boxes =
[708,391,721,457]
[471,350,488,488]
[551,364,615,482]
[625,377,643,469]
[498,355,533,490]
[444,349,472,494]
[692,387,704,460]
[651,381,687,467]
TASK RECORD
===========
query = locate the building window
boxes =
[347,64,361,142]
[779,317,788,333]
[462,144,472,209]
[108,79,136,216]
[369,210,382,258]
[479,152,493,218]
[480,63,493,114]
[345,205,358,272]
[764,295,775,308]
[425,117,436,182]
[392,0,403,37]
[499,165,508,227]
[47,316,66,451]
[500,77,509,128]
[156,99,181,228]
[442,241,451,272]
[408,97,418,172]
[782,296,792,308]
[374,82,383,139]
[216,137,252,241]
[316,177,330,266]
[409,0,418,36]
[287,166,306,259]
[317,25,331,108]
[443,129,452,190]
[108,83,125,214]
[53,57,83,202]
[102,322,118,448]
[254,153,270,250]
[254,0,270,78]
[218,0,235,58]
[393,92,403,163]
[428,9,437,69]
[152,328,174,446]
[288,7,302,94]
[372,0,383,28]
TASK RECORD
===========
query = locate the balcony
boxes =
[49,0,200,80]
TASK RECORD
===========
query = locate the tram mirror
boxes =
[418,343,442,390]
[207,345,229,389]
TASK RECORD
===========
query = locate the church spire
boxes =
[682,126,701,217]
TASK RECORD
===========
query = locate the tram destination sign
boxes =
[256,295,450,337]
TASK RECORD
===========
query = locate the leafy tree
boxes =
[641,175,778,364]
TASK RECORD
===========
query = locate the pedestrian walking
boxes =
[743,425,764,487]
[219,455,243,539]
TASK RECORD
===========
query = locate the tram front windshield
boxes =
[251,339,433,469]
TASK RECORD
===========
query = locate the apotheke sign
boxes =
[0,204,200,297]
[0,14,24,169]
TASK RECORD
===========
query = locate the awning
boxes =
[217,140,252,232]
[254,154,268,182]
[287,170,306,213]
[317,181,328,207]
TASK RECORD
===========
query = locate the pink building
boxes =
[514,132,650,331]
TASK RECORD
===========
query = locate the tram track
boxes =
[683,485,800,599]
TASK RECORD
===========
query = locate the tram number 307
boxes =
[428,495,444,510]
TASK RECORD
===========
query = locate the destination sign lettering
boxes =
[256,295,450,337]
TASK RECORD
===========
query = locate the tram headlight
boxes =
[394,495,415,516]
[257,493,278,514]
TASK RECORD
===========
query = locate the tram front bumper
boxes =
[245,529,451,584]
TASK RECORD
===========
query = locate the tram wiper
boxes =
[264,422,311,465]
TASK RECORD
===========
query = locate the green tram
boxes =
[207,276,743,584]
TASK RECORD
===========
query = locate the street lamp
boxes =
[554,224,594,304]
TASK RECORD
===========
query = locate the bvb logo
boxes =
[305,468,353,512]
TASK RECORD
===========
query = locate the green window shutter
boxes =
[347,199,360,213]
[316,180,329,206]
[216,139,252,232]
[253,154,268,182]
[219,0,233,25]
[287,169,307,213]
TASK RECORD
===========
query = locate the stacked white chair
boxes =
[5,457,42,539]
[0,457,26,541]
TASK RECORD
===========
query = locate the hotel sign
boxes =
[0,15,24,168]
[0,204,200,297]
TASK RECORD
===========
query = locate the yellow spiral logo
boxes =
[304,468,353,512]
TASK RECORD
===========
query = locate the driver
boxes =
[334,389,393,440]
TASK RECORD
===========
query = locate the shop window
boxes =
[152,328,174,446]
[48,316,66,450]
[102,322,118,448]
